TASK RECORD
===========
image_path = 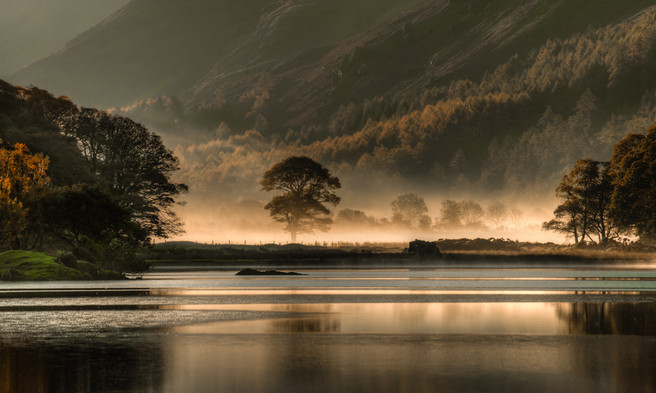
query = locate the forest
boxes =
[0,80,186,271]
[109,5,656,216]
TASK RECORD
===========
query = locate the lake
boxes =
[1,262,656,392]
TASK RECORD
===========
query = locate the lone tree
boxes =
[260,156,341,243]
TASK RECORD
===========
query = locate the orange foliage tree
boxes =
[0,142,51,249]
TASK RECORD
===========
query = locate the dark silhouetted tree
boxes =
[609,127,656,243]
[543,159,615,244]
[260,156,341,243]
[59,109,188,239]
[44,184,148,270]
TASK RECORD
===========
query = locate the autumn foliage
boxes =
[0,80,187,270]
[0,142,50,248]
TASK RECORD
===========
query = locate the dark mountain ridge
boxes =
[10,0,424,109]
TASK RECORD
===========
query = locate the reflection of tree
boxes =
[555,302,656,391]
[0,339,165,392]
[270,317,341,333]
[269,304,341,333]
[392,303,429,327]
[556,302,656,335]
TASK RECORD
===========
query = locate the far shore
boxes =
[2,238,655,282]
[145,239,656,272]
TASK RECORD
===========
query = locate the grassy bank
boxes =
[0,250,123,281]
[142,239,656,271]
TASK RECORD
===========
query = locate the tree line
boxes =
[340,194,523,232]
[0,80,187,270]
[543,125,656,246]
[259,156,524,242]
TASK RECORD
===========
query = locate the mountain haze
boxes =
[0,0,129,76]
[10,0,425,109]
[8,0,656,241]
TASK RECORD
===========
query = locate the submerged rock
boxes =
[236,268,305,276]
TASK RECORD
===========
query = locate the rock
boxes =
[408,239,442,257]
[236,268,304,276]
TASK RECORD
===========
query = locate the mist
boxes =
[9,0,656,247]
[158,127,566,245]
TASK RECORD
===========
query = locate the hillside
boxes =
[7,0,656,234]
[166,2,656,211]
[9,0,425,109]
[0,0,129,76]
[185,0,656,133]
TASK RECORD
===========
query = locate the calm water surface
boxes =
[1,263,656,392]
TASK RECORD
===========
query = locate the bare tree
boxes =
[460,200,485,227]
[487,202,507,227]
[509,208,524,226]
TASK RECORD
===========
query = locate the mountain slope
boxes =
[0,0,129,76]
[168,4,656,209]
[8,0,424,108]
[185,0,656,133]
[9,0,656,215]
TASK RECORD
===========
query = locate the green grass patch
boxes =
[0,250,122,281]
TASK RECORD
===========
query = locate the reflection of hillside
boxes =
[556,302,656,336]
[0,340,165,393]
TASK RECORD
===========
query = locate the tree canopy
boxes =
[609,127,656,242]
[58,108,188,239]
[261,156,340,242]
[0,80,187,270]
[0,142,50,249]
[543,159,615,244]
[390,193,431,230]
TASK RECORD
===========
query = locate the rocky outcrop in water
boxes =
[236,268,305,276]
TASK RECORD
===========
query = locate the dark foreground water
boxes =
[1,262,656,393]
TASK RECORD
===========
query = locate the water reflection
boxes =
[269,304,341,333]
[2,265,656,393]
[169,303,564,335]
[556,302,656,335]
[1,300,655,393]
[0,339,165,393]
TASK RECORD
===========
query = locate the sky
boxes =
[0,0,129,76]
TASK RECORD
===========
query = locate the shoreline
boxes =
[147,251,656,272]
